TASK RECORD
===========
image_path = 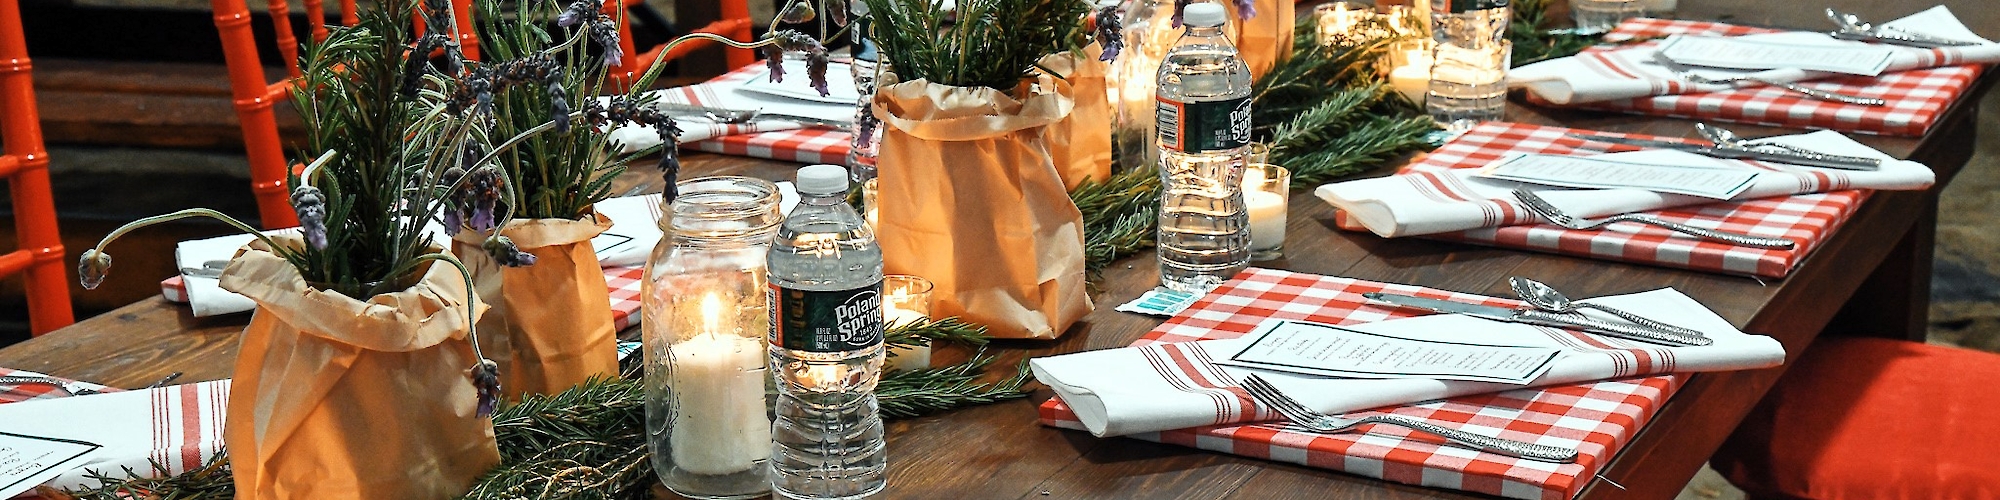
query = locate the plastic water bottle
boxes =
[1427,0,1511,131]
[766,164,888,499]
[1155,2,1252,293]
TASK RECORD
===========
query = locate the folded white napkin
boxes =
[1511,6,1999,104]
[177,222,442,317]
[1315,129,1934,238]
[589,187,801,268]
[0,380,230,496]
[1031,288,1784,437]
[610,61,860,153]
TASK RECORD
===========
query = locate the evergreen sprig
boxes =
[877,354,1036,419]
[1508,0,1603,66]
[474,0,633,220]
[885,316,992,348]
[859,0,1092,92]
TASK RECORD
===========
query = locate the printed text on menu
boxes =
[1478,153,1759,199]
[1214,320,1562,385]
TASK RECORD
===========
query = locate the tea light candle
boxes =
[667,293,772,475]
[1389,49,1432,103]
[1242,164,1291,260]
[1315,2,1373,46]
[882,275,935,372]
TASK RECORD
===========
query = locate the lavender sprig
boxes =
[768,30,830,97]
[482,235,538,267]
[1094,4,1124,62]
[291,186,328,250]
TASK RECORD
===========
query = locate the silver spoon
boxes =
[1507,277,1707,339]
[1695,123,1821,156]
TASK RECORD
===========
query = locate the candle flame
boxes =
[1243,166,1267,190]
[700,293,723,335]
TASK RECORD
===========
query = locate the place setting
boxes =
[1510,5,1998,136]
[1315,120,1935,277]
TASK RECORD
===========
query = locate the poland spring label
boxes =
[1157,95,1252,153]
[769,281,885,352]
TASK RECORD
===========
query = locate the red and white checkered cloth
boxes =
[164,264,647,330]
[624,63,852,164]
[1328,122,1871,278]
[1527,17,1985,137]
[1037,268,1682,500]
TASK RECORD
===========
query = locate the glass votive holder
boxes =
[1246,142,1272,165]
[1427,39,1511,132]
[882,274,934,371]
[862,177,880,231]
[1571,0,1643,35]
[1242,164,1291,261]
[1313,2,1375,47]
[1385,38,1434,104]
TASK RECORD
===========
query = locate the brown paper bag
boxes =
[1228,0,1296,80]
[219,235,501,500]
[451,211,620,399]
[1038,49,1114,190]
[872,78,1094,339]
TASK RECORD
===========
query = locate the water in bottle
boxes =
[766,164,888,500]
[1155,1,1253,292]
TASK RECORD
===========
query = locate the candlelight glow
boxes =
[701,293,724,336]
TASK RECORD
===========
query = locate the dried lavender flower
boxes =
[483,235,538,267]
[1172,0,1190,26]
[549,81,572,133]
[1232,0,1255,19]
[827,0,849,26]
[400,34,445,97]
[556,0,596,27]
[771,31,830,97]
[291,186,328,250]
[77,249,111,290]
[762,44,786,83]
[439,165,469,233]
[589,16,623,68]
[1095,5,1124,62]
[778,0,816,23]
[806,50,831,97]
[466,166,504,232]
[472,358,501,417]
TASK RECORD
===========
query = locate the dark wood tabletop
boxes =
[5,4,1993,496]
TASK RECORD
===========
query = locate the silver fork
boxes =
[1241,375,1580,463]
[1650,52,1886,106]
[0,375,100,396]
[1827,9,1982,48]
[1512,189,1797,249]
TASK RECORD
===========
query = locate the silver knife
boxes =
[1827,30,1982,47]
[1567,133,1882,171]
[1361,292,1713,347]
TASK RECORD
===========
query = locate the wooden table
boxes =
[5,25,1992,500]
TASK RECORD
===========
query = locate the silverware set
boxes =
[1240,375,1581,463]
[1567,125,1882,171]
[653,102,852,129]
[0,371,182,397]
[1825,9,1982,48]
[1512,188,1799,250]
[1649,51,1886,106]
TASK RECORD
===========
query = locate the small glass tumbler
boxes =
[1242,164,1291,261]
[1427,39,1511,132]
[1314,2,1376,47]
[882,275,935,372]
[1571,0,1642,35]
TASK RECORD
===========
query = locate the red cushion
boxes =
[1712,337,2000,499]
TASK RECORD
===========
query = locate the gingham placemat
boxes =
[0,367,120,404]
[1534,18,1985,137]
[1333,122,1866,278]
[680,64,852,164]
[162,265,647,330]
[1037,268,1682,500]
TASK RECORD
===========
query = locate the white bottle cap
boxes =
[796,164,849,194]
[1183,3,1226,27]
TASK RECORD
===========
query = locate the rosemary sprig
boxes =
[885,316,992,348]
[1509,0,1603,66]
[52,454,234,500]
[877,354,1036,419]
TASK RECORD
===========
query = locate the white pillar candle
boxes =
[884,307,929,371]
[667,294,772,476]
[1245,189,1287,251]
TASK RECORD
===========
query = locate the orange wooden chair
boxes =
[604,0,755,92]
[211,0,474,228]
[0,0,76,335]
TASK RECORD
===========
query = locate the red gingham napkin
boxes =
[164,264,647,330]
[1329,122,1869,278]
[1037,268,1682,500]
[0,367,120,404]
[1536,17,1984,137]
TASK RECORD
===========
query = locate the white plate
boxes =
[736,60,863,104]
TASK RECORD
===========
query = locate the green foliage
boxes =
[474,0,634,220]
[285,0,458,297]
[1509,0,1602,66]
[859,0,1092,92]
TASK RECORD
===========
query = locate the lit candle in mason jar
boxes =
[666,293,771,475]
[1241,164,1292,261]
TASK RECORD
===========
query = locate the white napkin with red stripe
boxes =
[1029,288,1783,438]
[609,60,859,153]
[0,380,230,496]
[1315,129,1933,238]
[1511,6,2000,105]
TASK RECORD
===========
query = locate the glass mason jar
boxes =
[1107,0,1177,174]
[642,176,784,499]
